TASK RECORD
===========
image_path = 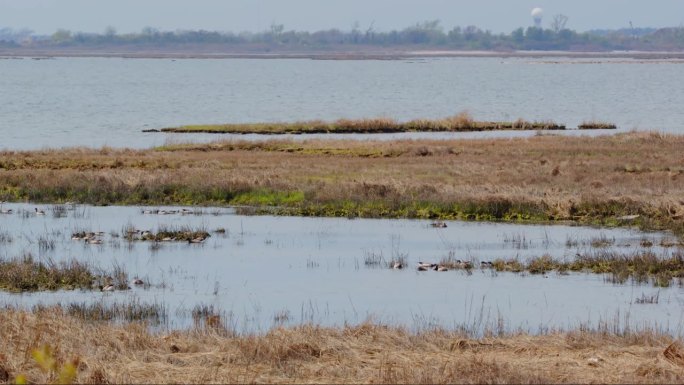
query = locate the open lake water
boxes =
[1,56,684,149]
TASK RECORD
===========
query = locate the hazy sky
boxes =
[1,0,683,34]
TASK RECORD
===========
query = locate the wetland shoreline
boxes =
[4,47,684,60]
[1,132,682,236]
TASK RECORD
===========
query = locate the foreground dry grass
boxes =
[1,131,683,233]
[1,308,684,384]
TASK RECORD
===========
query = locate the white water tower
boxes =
[531,8,544,28]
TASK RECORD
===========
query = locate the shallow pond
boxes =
[0,202,682,335]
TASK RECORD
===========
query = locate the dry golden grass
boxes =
[0,131,683,233]
[1,308,683,384]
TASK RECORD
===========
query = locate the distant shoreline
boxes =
[3,47,684,60]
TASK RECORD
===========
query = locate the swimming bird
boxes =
[189,237,205,244]
[101,284,115,292]
[480,261,493,268]
[430,221,447,228]
[417,262,436,271]
[133,278,144,285]
[0,208,12,214]
[392,261,404,269]
[433,264,449,272]
[34,208,45,215]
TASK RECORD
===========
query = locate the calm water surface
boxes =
[0,203,682,334]
[1,57,684,150]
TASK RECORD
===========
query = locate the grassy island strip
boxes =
[150,113,568,134]
[0,255,129,292]
[0,132,682,235]
[2,307,684,384]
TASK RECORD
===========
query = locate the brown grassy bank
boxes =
[154,113,566,134]
[1,308,684,384]
[0,132,682,234]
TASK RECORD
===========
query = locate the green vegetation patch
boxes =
[230,190,305,206]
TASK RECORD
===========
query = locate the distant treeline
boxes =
[2,20,684,51]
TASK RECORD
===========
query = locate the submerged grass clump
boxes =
[387,252,408,269]
[438,251,474,270]
[0,255,131,292]
[490,250,684,287]
[0,230,12,244]
[363,251,385,268]
[124,225,210,242]
[33,301,167,324]
[578,121,618,130]
[0,255,95,292]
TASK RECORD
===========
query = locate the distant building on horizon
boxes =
[531,8,543,28]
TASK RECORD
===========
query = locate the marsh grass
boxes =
[306,258,319,269]
[191,304,234,334]
[363,250,386,268]
[109,262,130,290]
[0,229,12,244]
[33,300,167,324]
[125,225,210,242]
[50,204,67,218]
[635,291,660,304]
[0,255,95,292]
[1,308,683,384]
[590,233,616,248]
[273,309,291,325]
[438,250,474,270]
[0,254,135,292]
[37,235,56,252]
[387,252,408,269]
[492,250,684,287]
[2,132,684,236]
[503,232,531,249]
[578,121,618,129]
[157,112,566,134]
